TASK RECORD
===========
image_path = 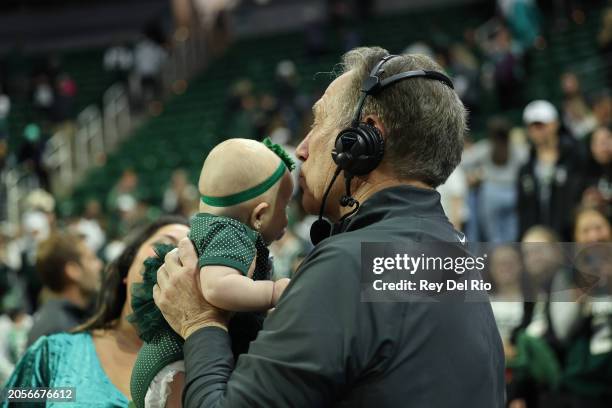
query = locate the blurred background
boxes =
[0,0,611,406]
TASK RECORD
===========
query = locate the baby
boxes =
[128,138,294,408]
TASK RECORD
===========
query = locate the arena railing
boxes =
[5,24,211,226]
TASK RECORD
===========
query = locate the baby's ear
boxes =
[250,201,270,231]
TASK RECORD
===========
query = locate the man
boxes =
[27,230,102,346]
[517,100,585,240]
[155,47,505,407]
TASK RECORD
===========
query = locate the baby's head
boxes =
[199,138,294,244]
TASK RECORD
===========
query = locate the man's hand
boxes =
[153,238,231,339]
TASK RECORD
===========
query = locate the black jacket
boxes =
[26,299,91,346]
[517,135,586,240]
[183,186,506,408]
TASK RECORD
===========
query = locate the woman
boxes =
[462,117,528,243]
[574,205,611,244]
[2,216,190,407]
[546,207,612,408]
[580,128,612,217]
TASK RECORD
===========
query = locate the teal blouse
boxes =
[2,332,129,407]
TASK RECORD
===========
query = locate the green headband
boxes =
[201,138,295,207]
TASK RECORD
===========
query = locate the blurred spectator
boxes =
[224,79,253,119]
[573,206,611,244]
[226,87,260,139]
[132,33,167,107]
[505,226,564,408]
[31,74,55,120]
[542,207,612,408]
[0,309,32,384]
[497,0,540,52]
[490,25,524,109]
[448,44,481,113]
[27,231,102,346]
[107,168,140,213]
[489,244,525,333]
[0,312,14,384]
[464,117,528,242]
[560,72,596,139]
[103,42,134,85]
[17,123,50,190]
[598,8,612,88]
[580,127,612,214]
[53,73,78,122]
[488,244,530,406]
[521,226,562,299]
[71,199,108,254]
[14,189,56,312]
[0,88,10,170]
[107,173,158,238]
[70,216,107,255]
[437,166,468,231]
[591,89,611,128]
[518,100,585,240]
[275,60,303,135]
[162,169,199,217]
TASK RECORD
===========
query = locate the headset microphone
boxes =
[310,167,341,245]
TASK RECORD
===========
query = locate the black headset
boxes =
[310,54,455,245]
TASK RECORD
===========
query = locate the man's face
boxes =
[296,73,351,218]
[526,121,558,146]
[75,241,104,296]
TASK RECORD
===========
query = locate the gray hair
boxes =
[335,47,467,187]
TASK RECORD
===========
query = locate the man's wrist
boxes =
[182,320,228,339]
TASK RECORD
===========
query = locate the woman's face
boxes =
[590,128,612,165]
[123,223,190,314]
[490,246,522,289]
[575,210,611,243]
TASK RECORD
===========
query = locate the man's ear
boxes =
[250,202,270,231]
[64,261,82,283]
[362,115,386,140]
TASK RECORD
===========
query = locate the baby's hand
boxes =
[272,278,290,306]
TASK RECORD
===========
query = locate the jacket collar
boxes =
[333,185,445,234]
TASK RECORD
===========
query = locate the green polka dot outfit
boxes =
[129,215,271,408]
[130,330,184,408]
[189,213,270,281]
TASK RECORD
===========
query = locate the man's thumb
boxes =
[178,237,198,272]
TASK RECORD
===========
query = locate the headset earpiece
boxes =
[332,123,384,176]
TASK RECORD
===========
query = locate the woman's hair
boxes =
[77,215,188,332]
[522,225,559,243]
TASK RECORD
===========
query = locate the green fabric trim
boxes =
[262,137,296,171]
[201,161,287,207]
[199,256,250,276]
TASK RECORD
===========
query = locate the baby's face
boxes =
[259,171,294,244]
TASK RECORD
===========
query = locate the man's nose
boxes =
[296,135,309,162]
